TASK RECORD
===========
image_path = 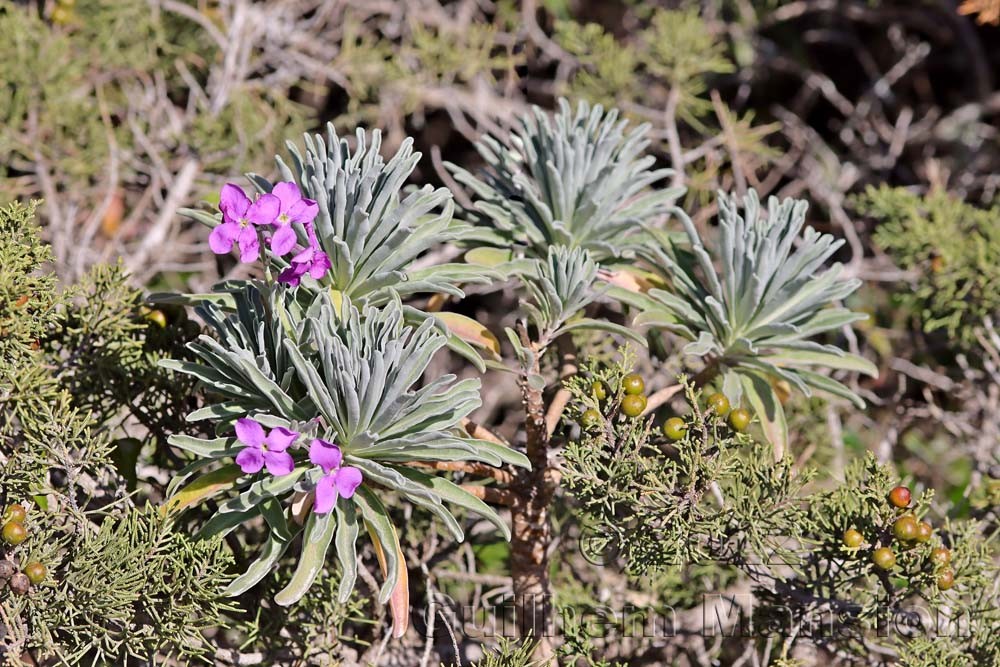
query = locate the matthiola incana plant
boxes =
[631,190,878,454]
[448,98,684,263]
[177,125,498,369]
[165,292,527,634]
[160,127,533,635]
[253,127,488,304]
[157,100,908,665]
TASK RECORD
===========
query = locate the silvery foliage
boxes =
[505,245,644,390]
[523,245,601,342]
[161,284,309,424]
[176,124,496,369]
[522,245,643,344]
[448,98,683,262]
[165,290,527,606]
[634,190,877,448]
[252,124,491,303]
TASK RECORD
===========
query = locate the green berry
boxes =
[144,309,167,328]
[580,408,602,430]
[23,562,46,585]
[706,392,731,418]
[2,521,27,546]
[729,408,751,432]
[51,5,72,24]
[3,504,26,524]
[915,521,933,542]
[893,515,918,541]
[663,417,687,441]
[621,394,647,418]
[872,547,896,570]
[622,374,645,396]
[930,547,951,567]
[591,381,607,401]
[842,529,864,549]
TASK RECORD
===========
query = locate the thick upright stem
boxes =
[510,325,556,659]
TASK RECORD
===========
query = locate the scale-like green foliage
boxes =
[640,9,735,126]
[1,203,233,665]
[554,8,734,125]
[564,370,810,572]
[448,99,682,261]
[554,20,642,108]
[10,505,235,665]
[858,185,1000,346]
[471,637,541,667]
[0,0,306,201]
[563,359,999,664]
[0,201,59,374]
[634,190,877,451]
[331,16,521,125]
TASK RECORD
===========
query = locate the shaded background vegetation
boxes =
[2,0,999,665]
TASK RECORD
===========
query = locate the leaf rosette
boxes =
[164,292,527,626]
[633,190,877,451]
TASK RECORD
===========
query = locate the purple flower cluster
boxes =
[308,438,364,513]
[234,418,296,476]
[210,182,331,285]
[233,417,363,514]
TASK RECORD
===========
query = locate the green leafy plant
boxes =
[260,127,487,307]
[163,136,532,635]
[562,359,999,665]
[517,245,640,349]
[633,190,877,453]
[640,9,735,126]
[448,98,682,262]
[165,291,527,629]
[177,124,497,369]
[0,201,58,373]
[564,370,809,572]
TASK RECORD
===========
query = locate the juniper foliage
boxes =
[561,356,999,664]
[0,0,306,200]
[857,186,1000,347]
[0,203,233,665]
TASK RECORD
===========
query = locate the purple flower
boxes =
[269,182,318,256]
[277,223,332,286]
[233,418,297,476]
[210,184,280,263]
[309,438,363,513]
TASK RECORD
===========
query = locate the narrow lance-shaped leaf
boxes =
[274,509,336,607]
[162,465,243,515]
